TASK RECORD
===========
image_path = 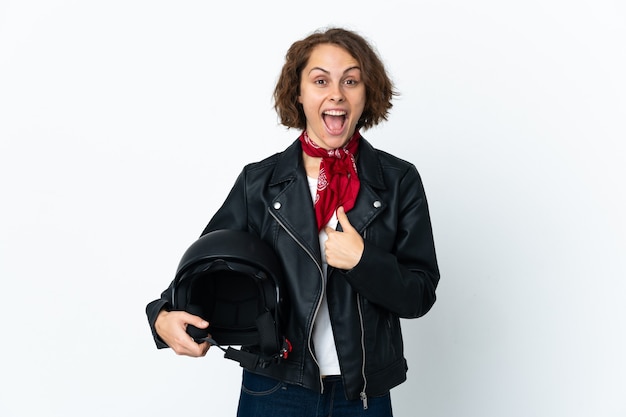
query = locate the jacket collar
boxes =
[269,136,386,190]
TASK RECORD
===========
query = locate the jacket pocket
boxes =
[360,298,403,368]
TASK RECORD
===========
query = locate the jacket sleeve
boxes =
[145,168,250,348]
[200,168,251,236]
[342,165,440,319]
[145,289,174,349]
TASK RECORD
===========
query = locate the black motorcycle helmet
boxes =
[171,229,291,369]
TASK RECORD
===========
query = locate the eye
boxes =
[344,78,359,86]
[314,78,327,86]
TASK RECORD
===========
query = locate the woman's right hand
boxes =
[155,310,211,357]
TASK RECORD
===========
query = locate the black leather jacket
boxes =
[146,137,440,402]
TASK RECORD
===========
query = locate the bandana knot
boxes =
[299,131,361,231]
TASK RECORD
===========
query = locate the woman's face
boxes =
[298,43,366,150]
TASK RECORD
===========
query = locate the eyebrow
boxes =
[308,66,361,75]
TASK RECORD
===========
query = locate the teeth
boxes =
[323,110,346,116]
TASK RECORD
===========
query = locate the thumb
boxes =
[336,206,354,232]
[184,312,209,329]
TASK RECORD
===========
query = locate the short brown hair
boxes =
[273,28,397,131]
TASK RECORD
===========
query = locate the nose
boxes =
[329,84,344,102]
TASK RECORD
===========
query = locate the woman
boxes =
[146,27,440,416]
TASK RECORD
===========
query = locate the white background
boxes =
[1,1,625,416]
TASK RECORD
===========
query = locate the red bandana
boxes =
[299,131,361,231]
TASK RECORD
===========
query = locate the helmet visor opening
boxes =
[189,270,261,337]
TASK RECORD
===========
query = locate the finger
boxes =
[200,342,211,356]
[336,206,354,232]
[193,317,209,329]
[184,340,210,357]
[181,312,209,329]
[195,338,212,356]
[185,331,211,350]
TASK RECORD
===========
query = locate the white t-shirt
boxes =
[307,176,341,376]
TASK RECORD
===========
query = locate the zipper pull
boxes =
[360,392,368,410]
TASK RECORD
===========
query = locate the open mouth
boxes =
[322,110,347,134]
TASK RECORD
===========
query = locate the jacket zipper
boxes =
[356,293,368,409]
[358,228,368,409]
[269,208,327,393]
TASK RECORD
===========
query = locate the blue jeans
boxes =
[236,370,393,417]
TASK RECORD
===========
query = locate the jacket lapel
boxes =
[269,140,322,260]
[343,138,387,233]
[268,137,386,245]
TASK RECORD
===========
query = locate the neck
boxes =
[302,152,321,178]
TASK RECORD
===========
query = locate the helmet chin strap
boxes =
[194,335,293,370]
[193,335,261,369]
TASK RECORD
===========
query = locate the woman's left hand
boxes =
[324,206,364,270]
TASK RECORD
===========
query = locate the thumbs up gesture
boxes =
[323,206,364,270]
